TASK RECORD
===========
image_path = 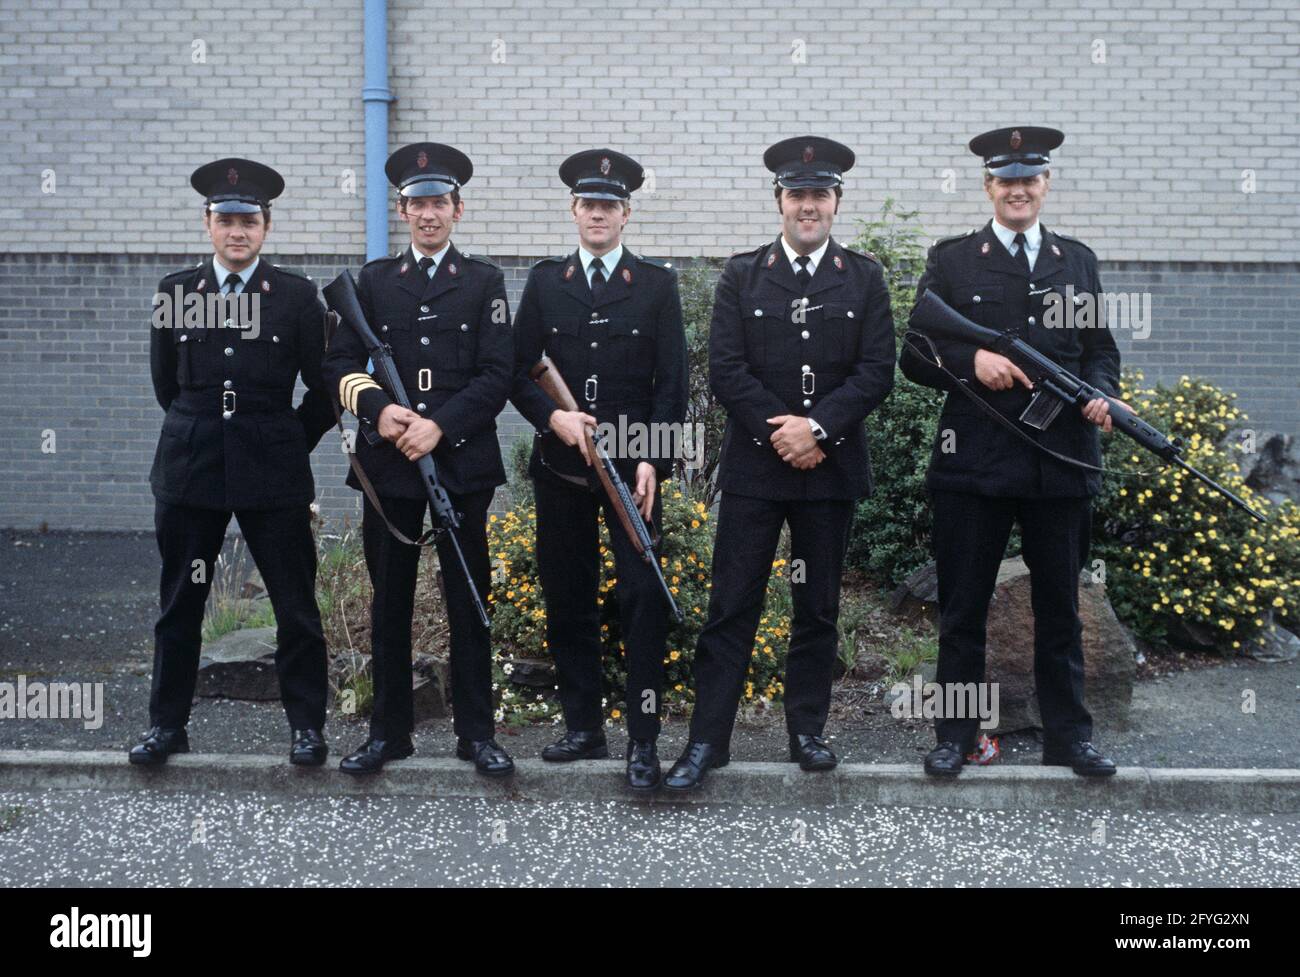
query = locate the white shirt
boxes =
[991,219,1042,272]
[411,241,451,278]
[579,243,623,287]
[780,235,829,277]
[212,254,259,294]
[778,236,831,440]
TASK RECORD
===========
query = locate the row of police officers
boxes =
[134,126,1123,786]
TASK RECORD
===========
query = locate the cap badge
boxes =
[600,156,611,175]
[980,241,991,255]
[1009,130,1022,150]
[564,263,576,280]
[226,167,239,185]
[622,268,632,283]
[802,145,815,163]
[1051,243,1062,257]
[416,151,428,169]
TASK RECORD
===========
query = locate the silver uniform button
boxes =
[381,324,388,332]
[224,318,233,328]
[590,341,598,348]
[179,335,188,343]
[973,295,981,303]
[224,347,234,356]
[420,305,429,313]
[272,335,279,343]
[847,310,854,318]
[801,330,810,340]
[800,297,809,307]
[801,364,811,373]
[223,380,232,390]
[1028,316,1036,325]
[416,402,426,412]
[631,328,639,336]
[551,327,558,333]
[460,323,469,332]
[222,410,233,420]
[754,309,763,317]
[803,399,812,408]
[421,336,430,345]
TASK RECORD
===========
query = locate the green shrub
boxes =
[1094,371,1299,651]
[487,487,793,725]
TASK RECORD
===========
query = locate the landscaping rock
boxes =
[196,627,280,700]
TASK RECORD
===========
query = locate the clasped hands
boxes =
[767,414,824,470]
[378,404,442,460]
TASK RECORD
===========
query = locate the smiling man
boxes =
[137,158,334,767]
[664,137,895,791]
[322,142,515,776]
[899,126,1127,778]
[509,149,687,792]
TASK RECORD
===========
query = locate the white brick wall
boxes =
[2,0,1298,261]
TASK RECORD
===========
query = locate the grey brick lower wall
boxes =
[0,253,1295,531]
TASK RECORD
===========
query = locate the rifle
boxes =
[323,270,492,628]
[529,356,684,623]
[909,289,1267,523]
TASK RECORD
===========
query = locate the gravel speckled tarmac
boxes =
[1,789,1297,887]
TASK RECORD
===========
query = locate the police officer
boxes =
[509,149,687,792]
[899,127,1126,777]
[135,158,334,766]
[322,143,515,776]
[664,137,896,791]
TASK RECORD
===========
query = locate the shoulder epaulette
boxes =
[1051,231,1097,256]
[843,246,882,265]
[158,266,193,286]
[931,228,977,249]
[460,251,501,270]
[634,254,676,273]
[361,252,401,271]
[532,254,569,269]
[729,244,764,259]
[271,263,314,283]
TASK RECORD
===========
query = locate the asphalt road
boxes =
[1,789,1296,887]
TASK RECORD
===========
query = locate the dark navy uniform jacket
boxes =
[709,236,895,501]
[899,220,1121,498]
[149,258,333,510]
[321,243,513,500]
[509,248,687,487]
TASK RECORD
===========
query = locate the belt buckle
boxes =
[584,375,598,404]
[222,390,236,419]
[801,369,816,396]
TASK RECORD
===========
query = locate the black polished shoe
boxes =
[289,728,327,766]
[789,733,837,771]
[663,741,729,792]
[456,737,515,777]
[923,741,967,777]
[541,729,609,762]
[1043,740,1117,777]
[128,726,189,766]
[338,736,414,775]
[625,738,662,793]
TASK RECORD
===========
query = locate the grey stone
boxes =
[1246,620,1300,663]
[196,627,279,701]
[504,657,557,688]
[1239,432,1300,506]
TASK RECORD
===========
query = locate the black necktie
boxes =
[417,256,433,278]
[795,254,812,292]
[1013,232,1031,275]
[589,257,606,301]
[224,273,242,295]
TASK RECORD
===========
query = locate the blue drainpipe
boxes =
[362,0,394,261]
